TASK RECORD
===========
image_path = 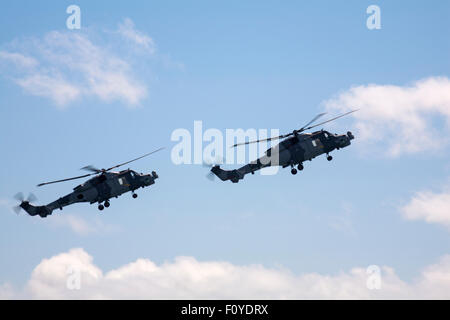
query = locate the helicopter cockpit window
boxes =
[118,178,124,185]
[312,140,317,147]
[324,132,329,138]
[130,171,135,179]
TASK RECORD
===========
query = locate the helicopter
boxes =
[209,110,357,183]
[14,148,164,218]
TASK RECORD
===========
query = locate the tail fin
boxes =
[210,166,243,183]
[20,202,52,218]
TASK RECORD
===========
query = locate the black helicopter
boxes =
[14,148,164,218]
[210,110,357,183]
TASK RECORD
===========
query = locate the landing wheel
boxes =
[104,201,110,208]
[297,164,304,171]
[327,155,333,161]
[98,204,104,211]
[132,193,138,199]
[291,168,298,175]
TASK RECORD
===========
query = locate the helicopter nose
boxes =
[337,135,351,147]
[141,174,151,185]
[347,131,354,140]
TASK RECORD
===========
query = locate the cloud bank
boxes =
[324,77,450,156]
[402,188,450,230]
[0,19,155,107]
[2,248,450,299]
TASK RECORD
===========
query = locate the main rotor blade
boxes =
[230,110,357,148]
[301,109,358,132]
[298,112,327,132]
[37,173,94,187]
[105,147,165,172]
[231,112,327,148]
[230,134,287,148]
[81,165,102,173]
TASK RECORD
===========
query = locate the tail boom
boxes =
[210,162,264,183]
[210,166,243,183]
[18,193,79,218]
[20,202,53,218]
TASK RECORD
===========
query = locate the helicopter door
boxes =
[307,138,324,158]
[313,138,323,148]
[118,176,129,187]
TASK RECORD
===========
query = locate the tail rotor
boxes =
[13,192,37,215]
[203,156,224,181]
[206,171,216,181]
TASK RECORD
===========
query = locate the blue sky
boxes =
[0,1,449,298]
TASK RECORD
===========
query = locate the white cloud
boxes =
[0,51,38,68]
[15,74,81,106]
[0,283,16,299]
[27,248,103,299]
[118,18,156,54]
[324,77,450,157]
[2,248,450,299]
[401,189,450,230]
[0,22,151,107]
[48,215,96,236]
[46,214,120,236]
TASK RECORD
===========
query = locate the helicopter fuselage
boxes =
[211,130,354,183]
[20,170,158,217]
